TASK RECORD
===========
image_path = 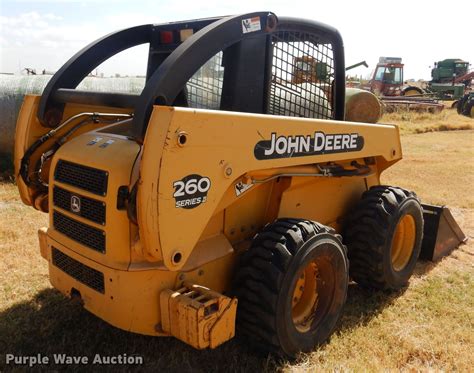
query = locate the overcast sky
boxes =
[1,0,472,80]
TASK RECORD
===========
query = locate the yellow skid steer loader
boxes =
[14,12,466,357]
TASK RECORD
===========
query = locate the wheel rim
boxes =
[291,261,320,332]
[391,214,416,271]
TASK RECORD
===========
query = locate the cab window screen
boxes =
[268,31,334,119]
[186,51,224,110]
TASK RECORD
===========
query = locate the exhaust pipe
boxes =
[420,204,467,261]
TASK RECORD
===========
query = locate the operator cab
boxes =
[36,14,346,144]
[374,65,403,85]
[17,12,347,217]
[369,57,403,96]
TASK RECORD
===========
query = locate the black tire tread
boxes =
[343,185,421,289]
[457,94,468,115]
[233,218,342,354]
[462,100,473,117]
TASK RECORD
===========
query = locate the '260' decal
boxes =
[173,174,211,209]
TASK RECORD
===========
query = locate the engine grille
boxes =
[53,186,106,225]
[53,211,106,253]
[55,160,108,196]
[52,247,105,293]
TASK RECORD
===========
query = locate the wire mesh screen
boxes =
[186,51,224,110]
[268,32,334,119]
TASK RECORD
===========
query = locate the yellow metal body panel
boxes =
[14,95,46,206]
[40,231,237,335]
[279,176,369,230]
[48,132,140,270]
[136,108,173,264]
[38,227,48,259]
[139,106,402,270]
[44,235,175,335]
[223,182,273,243]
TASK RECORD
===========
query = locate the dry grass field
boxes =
[382,109,473,135]
[0,108,473,371]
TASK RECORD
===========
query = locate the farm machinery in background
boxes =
[457,92,474,118]
[291,57,380,123]
[429,58,472,99]
[362,57,472,113]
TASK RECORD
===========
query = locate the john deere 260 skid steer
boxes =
[14,12,466,357]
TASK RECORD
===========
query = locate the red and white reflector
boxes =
[160,31,174,44]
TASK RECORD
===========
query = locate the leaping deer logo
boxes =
[71,195,81,213]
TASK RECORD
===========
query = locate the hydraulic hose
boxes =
[20,112,132,190]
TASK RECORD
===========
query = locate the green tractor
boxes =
[429,59,472,100]
[431,59,470,84]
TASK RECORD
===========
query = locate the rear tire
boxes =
[234,219,349,358]
[457,95,468,114]
[343,186,423,290]
[402,87,423,96]
[462,100,473,118]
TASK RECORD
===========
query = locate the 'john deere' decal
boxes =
[173,174,211,209]
[254,132,364,160]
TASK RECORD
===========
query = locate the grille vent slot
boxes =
[52,247,105,293]
[55,160,108,196]
[53,186,106,225]
[53,211,106,253]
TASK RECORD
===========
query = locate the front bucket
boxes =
[420,204,468,261]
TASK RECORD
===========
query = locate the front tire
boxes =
[343,186,423,290]
[234,219,349,358]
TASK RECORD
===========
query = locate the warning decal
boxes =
[235,181,253,197]
[242,17,261,34]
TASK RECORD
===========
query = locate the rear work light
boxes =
[160,31,174,44]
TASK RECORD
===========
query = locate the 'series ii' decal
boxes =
[254,132,364,160]
[173,174,211,209]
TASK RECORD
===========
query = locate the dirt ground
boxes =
[0,110,472,371]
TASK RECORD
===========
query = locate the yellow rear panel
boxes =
[48,131,140,269]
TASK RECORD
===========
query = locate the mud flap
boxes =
[420,204,467,261]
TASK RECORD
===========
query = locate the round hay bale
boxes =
[0,75,51,173]
[0,75,146,174]
[345,88,381,123]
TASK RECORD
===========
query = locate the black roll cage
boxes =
[38,12,345,142]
